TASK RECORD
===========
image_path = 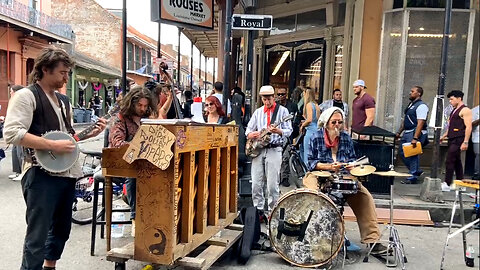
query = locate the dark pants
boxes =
[12,145,23,174]
[125,178,136,219]
[445,136,464,185]
[20,167,76,270]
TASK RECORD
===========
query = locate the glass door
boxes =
[294,41,325,101]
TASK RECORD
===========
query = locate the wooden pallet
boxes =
[106,224,243,270]
[343,207,434,226]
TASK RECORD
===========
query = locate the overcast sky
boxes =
[94,0,215,71]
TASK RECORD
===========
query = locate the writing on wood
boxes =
[123,124,176,170]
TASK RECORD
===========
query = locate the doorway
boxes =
[264,39,325,102]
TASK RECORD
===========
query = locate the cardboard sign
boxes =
[123,125,176,170]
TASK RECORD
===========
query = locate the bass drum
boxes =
[269,189,344,268]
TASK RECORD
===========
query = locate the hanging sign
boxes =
[151,0,214,30]
[232,14,273,31]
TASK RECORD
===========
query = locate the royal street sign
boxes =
[232,14,273,31]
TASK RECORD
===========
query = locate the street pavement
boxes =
[0,132,478,270]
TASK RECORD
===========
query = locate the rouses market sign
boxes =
[151,0,214,30]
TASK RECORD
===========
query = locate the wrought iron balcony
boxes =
[0,0,73,40]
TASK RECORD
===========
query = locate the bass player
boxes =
[246,85,292,217]
[3,47,106,270]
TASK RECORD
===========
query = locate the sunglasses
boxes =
[330,120,344,125]
[277,93,286,96]
[206,103,215,107]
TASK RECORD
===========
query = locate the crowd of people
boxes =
[1,46,478,269]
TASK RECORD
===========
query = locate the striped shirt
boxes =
[246,104,293,146]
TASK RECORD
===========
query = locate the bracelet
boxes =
[463,141,468,145]
[413,137,419,141]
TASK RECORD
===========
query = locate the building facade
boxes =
[0,0,73,115]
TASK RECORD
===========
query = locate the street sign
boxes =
[232,14,273,31]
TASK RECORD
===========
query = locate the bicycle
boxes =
[72,149,125,225]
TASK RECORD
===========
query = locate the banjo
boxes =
[245,114,293,158]
[32,105,119,174]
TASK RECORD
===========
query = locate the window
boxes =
[270,15,296,35]
[127,42,134,70]
[296,9,326,31]
[146,51,152,74]
[141,48,146,68]
[393,0,470,8]
[135,45,141,70]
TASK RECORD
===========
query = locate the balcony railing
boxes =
[0,0,73,40]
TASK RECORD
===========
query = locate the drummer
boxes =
[305,107,388,255]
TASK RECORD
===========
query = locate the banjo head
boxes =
[269,189,344,268]
[36,131,79,173]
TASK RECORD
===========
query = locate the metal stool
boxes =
[90,169,131,256]
[440,180,480,269]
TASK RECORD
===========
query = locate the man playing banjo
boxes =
[304,107,388,255]
[246,85,292,217]
[3,47,106,270]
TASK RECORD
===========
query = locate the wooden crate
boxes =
[102,123,239,265]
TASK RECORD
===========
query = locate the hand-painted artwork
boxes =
[123,125,176,170]
[176,129,187,149]
[144,226,167,256]
[269,189,344,268]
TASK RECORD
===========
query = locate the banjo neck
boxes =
[73,105,119,141]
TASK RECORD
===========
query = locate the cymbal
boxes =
[310,171,332,177]
[350,165,377,177]
[373,171,412,177]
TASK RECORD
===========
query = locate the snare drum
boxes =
[269,189,344,268]
[330,179,359,195]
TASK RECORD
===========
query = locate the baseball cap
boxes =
[353,79,367,88]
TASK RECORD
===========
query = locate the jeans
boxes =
[125,178,136,219]
[398,131,427,182]
[20,167,76,270]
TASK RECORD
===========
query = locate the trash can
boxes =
[83,109,93,123]
[73,108,85,123]
[351,126,396,194]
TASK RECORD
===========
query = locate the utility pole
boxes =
[431,0,453,178]
[222,0,232,113]
[121,0,127,93]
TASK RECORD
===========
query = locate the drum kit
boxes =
[269,156,411,269]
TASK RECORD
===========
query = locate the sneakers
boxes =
[12,175,22,181]
[441,182,451,192]
[370,243,389,255]
[413,170,424,177]
[8,173,18,179]
[280,178,291,187]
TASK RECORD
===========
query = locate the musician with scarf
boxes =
[304,107,388,255]
[246,85,292,217]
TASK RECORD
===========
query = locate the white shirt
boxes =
[472,105,479,143]
[245,104,293,145]
[3,88,81,178]
[213,93,232,114]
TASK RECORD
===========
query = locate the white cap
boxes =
[259,85,275,96]
[353,79,366,88]
[318,107,345,128]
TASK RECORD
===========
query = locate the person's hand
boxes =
[268,125,282,135]
[461,142,468,151]
[89,118,107,137]
[411,139,418,147]
[395,132,401,140]
[300,125,305,133]
[331,162,342,172]
[50,139,76,153]
[248,131,261,139]
[440,135,447,144]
